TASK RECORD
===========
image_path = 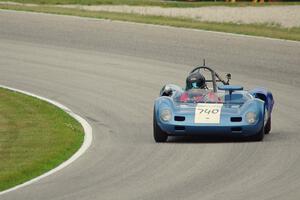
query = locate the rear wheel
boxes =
[153,109,168,143]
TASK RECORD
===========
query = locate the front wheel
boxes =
[265,117,271,134]
[153,110,168,143]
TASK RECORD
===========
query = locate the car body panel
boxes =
[154,91,265,137]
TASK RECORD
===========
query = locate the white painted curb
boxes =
[0,85,93,196]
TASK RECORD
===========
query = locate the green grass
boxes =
[0,88,84,191]
[1,0,300,7]
[1,4,300,41]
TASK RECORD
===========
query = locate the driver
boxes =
[180,72,221,103]
[185,72,206,90]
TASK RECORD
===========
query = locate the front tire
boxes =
[265,117,271,134]
[153,109,168,143]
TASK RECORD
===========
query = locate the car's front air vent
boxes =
[174,116,185,121]
[231,117,242,122]
[175,126,185,131]
[231,127,242,132]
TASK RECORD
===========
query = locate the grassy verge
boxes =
[0,4,299,41]
[0,87,84,191]
[1,0,300,7]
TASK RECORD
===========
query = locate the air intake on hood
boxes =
[231,117,242,122]
[174,116,185,121]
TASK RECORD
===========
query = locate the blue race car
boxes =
[153,63,274,142]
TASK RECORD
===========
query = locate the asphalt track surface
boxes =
[1,10,300,200]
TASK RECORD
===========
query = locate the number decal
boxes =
[194,104,223,124]
[211,109,219,114]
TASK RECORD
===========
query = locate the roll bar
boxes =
[190,61,230,92]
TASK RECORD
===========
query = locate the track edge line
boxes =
[0,84,93,196]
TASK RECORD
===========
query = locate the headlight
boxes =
[246,112,257,124]
[160,109,172,122]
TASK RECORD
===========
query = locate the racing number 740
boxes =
[197,108,220,114]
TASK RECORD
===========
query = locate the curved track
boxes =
[1,10,300,200]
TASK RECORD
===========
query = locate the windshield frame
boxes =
[173,89,251,104]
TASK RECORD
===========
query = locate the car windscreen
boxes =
[173,89,251,104]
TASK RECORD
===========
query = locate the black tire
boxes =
[153,109,168,143]
[265,117,271,134]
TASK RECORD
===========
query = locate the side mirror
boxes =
[160,85,173,97]
[226,73,231,80]
[163,88,172,96]
[226,73,231,84]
